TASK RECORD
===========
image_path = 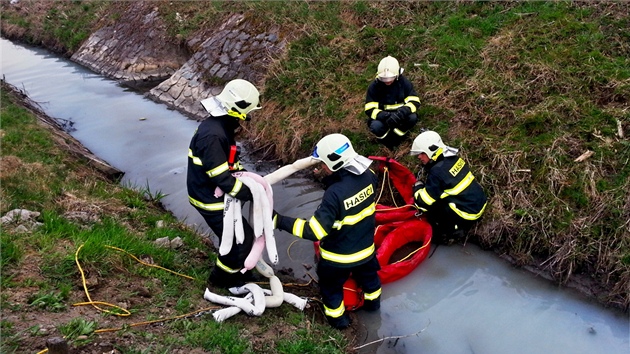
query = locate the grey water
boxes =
[1,38,628,354]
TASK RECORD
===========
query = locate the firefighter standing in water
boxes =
[410,130,488,244]
[364,56,421,149]
[274,134,382,329]
[187,79,261,288]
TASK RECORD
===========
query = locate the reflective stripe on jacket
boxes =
[186,115,252,212]
[278,169,378,268]
[413,150,487,221]
[364,75,420,121]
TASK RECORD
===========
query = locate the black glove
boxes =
[396,106,412,118]
[413,180,425,189]
[386,111,404,128]
[376,111,391,123]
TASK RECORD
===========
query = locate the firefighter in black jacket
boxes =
[274,134,382,329]
[365,56,421,149]
[187,79,261,288]
[410,130,488,244]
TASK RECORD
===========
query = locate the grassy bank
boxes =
[1,0,628,311]
[0,82,350,353]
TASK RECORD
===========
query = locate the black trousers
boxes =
[368,113,418,147]
[426,200,477,240]
[317,256,381,318]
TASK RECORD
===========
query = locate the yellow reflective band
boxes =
[365,102,379,111]
[441,172,474,199]
[207,162,229,177]
[375,129,389,139]
[227,109,247,121]
[449,202,487,221]
[364,288,382,301]
[370,108,382,119]
[188,149,203,166]
[324,302,345,318]
[384,103,403,110]
[188,196,224,211]
[431,148,444,161]
[332,203,376,230]
[228,179,243,197]
[216,259,240,273]
[293,219,306,238]
[232,161,244,170]
[415,205,428,212]
[405,95,420,103]
[417,188,435,206]
[393,127,406,136]
[404,101,418,113]
[320,244,375,264]
[309,216,327,240]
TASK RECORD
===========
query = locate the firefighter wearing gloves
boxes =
[274,134,382,330]
[364,56,421,149]
[187,79,261,288]
[410,130,488,245]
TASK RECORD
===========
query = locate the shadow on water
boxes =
[2,38,628,354]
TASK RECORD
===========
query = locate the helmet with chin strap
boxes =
[216,79,261,121]
[410,130,445,159]
[312,134,358,172]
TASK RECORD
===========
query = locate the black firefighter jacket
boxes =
[187,115,252,213]
[364,75,421,121]
[277,168,378,268]
[413,150,487,221]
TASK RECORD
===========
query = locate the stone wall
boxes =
[147,14,285,120]
[71,1,188,89]
[69,3,285,120]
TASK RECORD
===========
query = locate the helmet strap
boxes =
[227,109,249,121]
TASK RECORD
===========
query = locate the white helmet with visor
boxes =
[377,56,403,83]
[410,130,445,159]
[204,79,261,121]
[312,134,358,172]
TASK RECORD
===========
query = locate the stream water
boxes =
[1,38,628,354]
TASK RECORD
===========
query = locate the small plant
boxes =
[0,235,23,274]
[140,180,168,202]
[0,320,21,353]
[57,317,97,341]
[119,180,167,206]
[27,291,67,312]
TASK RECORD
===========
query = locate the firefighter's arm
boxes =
[199,138,252,201]
[364,85,389,121]
[275,195,338,242]
[413,176,440,213]
[397,78,421,118]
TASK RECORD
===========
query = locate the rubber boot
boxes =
[362,299,380,312]
[327,312,351,330]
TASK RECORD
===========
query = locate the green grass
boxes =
[0,0,627,332]
[0,85,347,353]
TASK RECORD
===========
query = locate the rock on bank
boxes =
[70,2,285,119]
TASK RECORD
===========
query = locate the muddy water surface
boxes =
[2,39,627,354]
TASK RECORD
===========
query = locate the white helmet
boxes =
[410,130,445,158]
[377,56,403,83]
[216,79,261,120]
[312,134,358,172]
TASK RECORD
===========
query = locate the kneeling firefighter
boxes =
[187,79,261,288]
[274,134,382,329]
[410,130,488,244]
[364,56,421,149]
